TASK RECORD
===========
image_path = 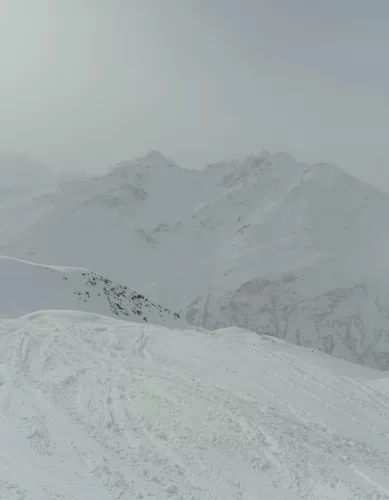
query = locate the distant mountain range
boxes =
[2,149,389,368]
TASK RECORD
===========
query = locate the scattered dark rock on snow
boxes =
[71,271,180,324]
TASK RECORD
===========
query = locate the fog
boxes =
[0,0,388,189]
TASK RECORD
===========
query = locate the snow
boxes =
[0,256,183,327]
[0,150,50,187]
[1,310,389,499]
[2,150,389,497]
[2,150,389,367]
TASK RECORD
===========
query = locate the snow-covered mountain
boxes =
[0,151,90,246]
[2,150,389,367]
[0,256,182,327]
[1,310,389,499]
[186,273,389,369]
[0,150,51,186]
[3,149,389,498]
[0,150,89,191]
[0,151,54,212]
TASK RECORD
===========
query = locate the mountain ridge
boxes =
[2,150,389,367]
[0,256,183,327]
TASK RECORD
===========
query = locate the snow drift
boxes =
[1,310,389,499]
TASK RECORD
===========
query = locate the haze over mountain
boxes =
[2,2,389,497]
[1,149,389,368]
[2,2,389,192]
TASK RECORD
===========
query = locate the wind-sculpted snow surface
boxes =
[0,256,182,327]
[1,311,389,499]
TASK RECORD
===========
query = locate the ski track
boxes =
[1,313,389,499]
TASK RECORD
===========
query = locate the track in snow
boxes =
[1,311,389,499]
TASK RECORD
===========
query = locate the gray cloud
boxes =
[0,0,388,189]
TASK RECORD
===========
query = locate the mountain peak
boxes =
[267,151,298,165]
[108,151,182,177]
[144,149,173,163]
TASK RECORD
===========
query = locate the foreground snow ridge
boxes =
[1,310,389,499]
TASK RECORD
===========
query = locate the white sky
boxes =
[0,0,388,189]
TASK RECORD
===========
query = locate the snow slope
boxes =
[0,151,89,247]
[0,150,51,188]
[186,272,389,370]
[1,310,389,499]
[3,150,389,367]
[0,150,89,191]
[0,256,182,327]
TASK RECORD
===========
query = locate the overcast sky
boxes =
[0,0,388,187]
